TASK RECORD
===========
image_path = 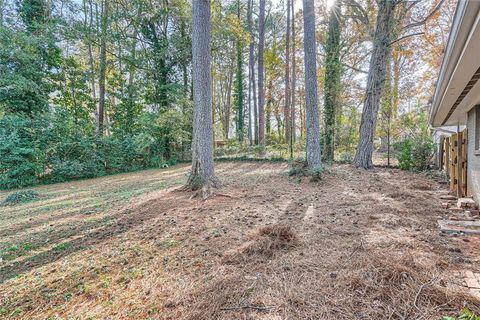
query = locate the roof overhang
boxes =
[429,0,480,128]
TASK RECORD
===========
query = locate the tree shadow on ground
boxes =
[0,191,181,283]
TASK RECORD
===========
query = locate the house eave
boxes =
[429,0,480,128]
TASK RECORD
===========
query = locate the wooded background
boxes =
[0,0,455,188]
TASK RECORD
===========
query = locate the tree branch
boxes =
[403,0,446,30]
[389,32,424,46]
[343,0,369,25]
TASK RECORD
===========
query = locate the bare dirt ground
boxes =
[1,162,479,319]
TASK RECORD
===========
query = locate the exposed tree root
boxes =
[182,175,221,200]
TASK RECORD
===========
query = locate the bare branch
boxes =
[403,0,446,30]
[343,0,369,25]
[342,14,368,25]
[317,52,368,74]
[389,31,424,46]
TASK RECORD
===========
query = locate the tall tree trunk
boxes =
[248,61,253,145]
[247,0,253,145]
[290,0,296,145]
[266,79,273,136]
[180,20,189,95]
[235,0,244,143]
[185,0,219,196]
[125,3,142,134]
[248,0,258,144]
[302,0,321,169]
[98,0,108,136]
[84,0,98,131]
[258,0,266,153]
[225,58,234,139]
[354,0,395,169]
[323,0,341,162]
[379,56,392,163]
[284,0,291,146]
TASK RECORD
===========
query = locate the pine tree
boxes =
[234,0,245,143]
[302,0,321,170]
[185,0,220,197]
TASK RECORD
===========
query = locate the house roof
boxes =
[429,0,480,128]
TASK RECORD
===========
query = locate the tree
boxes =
[284,0,291,147]
[234,0,245,142]
[258,0,266,153]
[353,0,446,169]
[97,0,108,136]
[290,0,297,149]
[184,0,219,197]
[247,0,258,145]
[323,0,341,162]
[302,0,321,170]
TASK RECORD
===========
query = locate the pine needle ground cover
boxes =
[0,162,479,319]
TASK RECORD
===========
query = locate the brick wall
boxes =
[467,106,480,202]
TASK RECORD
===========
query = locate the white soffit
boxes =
[431,0,480,127]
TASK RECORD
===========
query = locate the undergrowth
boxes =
[288,158,324,182]
[1,190,40,206]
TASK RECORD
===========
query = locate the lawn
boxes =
[0,162,479,319]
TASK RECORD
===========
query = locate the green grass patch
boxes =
[53,242,72,252]
[443,308,480,320]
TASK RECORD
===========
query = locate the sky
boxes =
[271,0,336,11]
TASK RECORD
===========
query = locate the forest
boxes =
[3,0,480,319]
[0,0,453,190]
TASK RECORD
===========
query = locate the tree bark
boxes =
[290,0,296,145]
[302,0,321,170]
[248,55,253,145]
[354,0,395,169]
[235,0,244,143]
[323,0,341,162]
[258,0,266,153]
[247,0,253,145]
[248,0,258,145]
[84,0,98,130]
[284,0,291,146]
[185,0,219,196]
[97,0,108,136]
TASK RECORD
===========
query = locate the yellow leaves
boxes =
[212,12,250,46]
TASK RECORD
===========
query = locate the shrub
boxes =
[1,190,40,206]
[336,151,354,164]
[288,158,323,181]
[412,135,434,171]
[396,139,414,170]
[396,136,434,171]
[0,116,45,189]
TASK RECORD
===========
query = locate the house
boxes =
[429,0,480,201]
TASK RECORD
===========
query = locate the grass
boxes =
[0,161,479,319]
[52,242,72,252]
[0,163,189,283]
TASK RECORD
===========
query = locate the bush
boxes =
[396,136,434,171]
[397,139,414,170]
[288,158,323,181]
[412,136,434,171]
[1,190,40,206]
[336,151,354,164]
[0,116,45,189]
[0,108,187,189]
